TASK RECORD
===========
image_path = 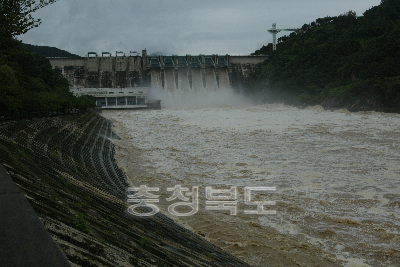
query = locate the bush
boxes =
[75,213,89,233]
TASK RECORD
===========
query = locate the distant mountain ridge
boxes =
[21,43,82,58]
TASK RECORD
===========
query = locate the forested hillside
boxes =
[0,41,94,118]
[21,43,81,58]
[250,0,400,112]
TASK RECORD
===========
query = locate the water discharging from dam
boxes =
[149,67,230,95]
[103,93,400,266]
[148,66,238,109]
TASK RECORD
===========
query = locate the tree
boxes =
[0,64,22,114]
[0,0,58,39]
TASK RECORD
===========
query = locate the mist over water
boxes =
[104,89,400,267]
[149,86,254,109]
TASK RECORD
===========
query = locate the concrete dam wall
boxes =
[49,50,268,92]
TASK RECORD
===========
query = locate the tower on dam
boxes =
[49,50,268,109]
[267,23,298,50]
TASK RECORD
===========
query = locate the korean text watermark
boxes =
[127,185,276,217]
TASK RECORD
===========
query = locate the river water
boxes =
[103,93,400,267]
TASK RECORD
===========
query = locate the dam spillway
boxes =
[148,55,228,93]
[149,68,227,93]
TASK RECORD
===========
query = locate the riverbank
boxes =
[0,110,250,266]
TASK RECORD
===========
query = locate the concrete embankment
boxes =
[0,111,250,266]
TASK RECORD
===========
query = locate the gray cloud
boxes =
[20,0,381,56]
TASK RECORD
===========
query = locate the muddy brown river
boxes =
[103,101,400,267]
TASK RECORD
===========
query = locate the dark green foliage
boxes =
[75,213,89,233]
[75,95,97,110]
[140,236,150,250]
[0,42,95,117]
[20,43,81,58]
[207,253,213,261]
[249,0,400,111]
[252,43,273,55]
[0,64,22,111]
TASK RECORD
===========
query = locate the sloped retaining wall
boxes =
[0,111,250,266]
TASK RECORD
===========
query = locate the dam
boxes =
[49,50,268,108]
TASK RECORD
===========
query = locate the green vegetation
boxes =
[75,213,89,234]
[140,236,151,250]
[0,0,95,118]
[20,43,81,58]
[249,0,400,111]
[206,253,213,261]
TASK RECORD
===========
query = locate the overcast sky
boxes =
[19,0,381,57]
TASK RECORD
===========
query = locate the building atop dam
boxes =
[49,50,267,109]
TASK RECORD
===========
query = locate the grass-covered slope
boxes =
[0,111,250,267]
[250,0,400,112]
